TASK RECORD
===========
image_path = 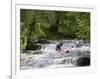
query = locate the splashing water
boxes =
[20,40,90,70]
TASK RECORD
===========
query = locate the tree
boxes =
[20,9,35,49]
[20,9,90,50]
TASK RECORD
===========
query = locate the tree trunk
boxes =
[25,11,37,49]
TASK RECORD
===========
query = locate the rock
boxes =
[53,58,68,64]
[75,40,84,47]
[20,54,30,61]
[65,60,70,64]
[33,50,43,54]
[36,39,51,44]
[73,57,90,66]
[65,50,69,53]
[61,48,70,54]
[76,57,90,66]
[25,43,42,50]
[23,50,34,53]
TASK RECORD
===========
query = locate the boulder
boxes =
[53,58,69,64]
[76,57,90,66]
[73,57,90,66]
[25,43,42,50]
[36,39,51,44]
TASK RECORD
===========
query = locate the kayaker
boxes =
[56,42,63,51]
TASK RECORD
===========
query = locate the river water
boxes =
[20,40,90,70]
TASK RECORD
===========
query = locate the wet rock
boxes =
[23,50,34,53]
[20,54,29,61]
[33,50,43,54]
[36,39,51,44]
[73,57,90,66]
[75,40,84,47]
[65,50,70,53]
[25,43,42,50]
[53,58,68,64]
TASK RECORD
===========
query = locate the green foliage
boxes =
[20,9,90,50]
[75,12,90,40]
[20,9,35,50]
[30,23,46,41]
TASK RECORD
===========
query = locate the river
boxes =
[20,40,90,70]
